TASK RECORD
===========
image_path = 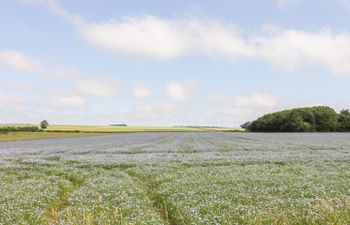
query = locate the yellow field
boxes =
[46,125,242,133]
[0,132,104,142]
[0,125,242,142]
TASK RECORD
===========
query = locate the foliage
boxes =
[40,120,49,129]
[249,106,339,132]
[240,121,252,129]
[0,125,40,133]
[338,109,350,132]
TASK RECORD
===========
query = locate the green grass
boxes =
[0,132,104,142]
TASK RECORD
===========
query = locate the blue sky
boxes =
[1,0,350,126]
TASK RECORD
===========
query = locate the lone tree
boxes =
[40,120,49,129]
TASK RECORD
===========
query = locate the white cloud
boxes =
[211,92,279,118]
[81,16,188,59]
[77,79,117,98]
[52,96,87,107]
[0,93,24,104]
[118,102,183,124]
[165,82,189,101]
[254,27,350,75]
[81,19,350,74]
[0,50,43,74]
[17,0,82,25]
[0,50,83,79]
[4,82,32,92]
[132,82,153,99]
[80,16,350,74]
[18,0,350,75]
[18,0,253,60]
[80,16,257,60]
[52,66,82,79]
[232,92,279,108]
[83,16,350,75]
[79,16,254,60]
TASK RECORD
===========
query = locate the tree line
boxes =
[0,120,49,133]
[243,106,350,132]
[0,125,40,133]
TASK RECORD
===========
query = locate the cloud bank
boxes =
[18,0,350,75]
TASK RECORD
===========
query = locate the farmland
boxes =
[0,125,241,142]
[0,132,349,224]
[46,125,241,133]
[0,132,106,142]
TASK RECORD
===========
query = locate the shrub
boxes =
[0,126,40,133]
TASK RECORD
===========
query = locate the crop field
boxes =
[46,125,241,133]
[0,132,349,224]
[0,124,241,142]
[0,132,105,142]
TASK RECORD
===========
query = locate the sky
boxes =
[1,0,350,126]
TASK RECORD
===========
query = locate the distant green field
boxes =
[0,124,242,142]
[46,125,242,133]
[0,124,242,133]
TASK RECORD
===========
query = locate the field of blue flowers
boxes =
[0,132,349,224]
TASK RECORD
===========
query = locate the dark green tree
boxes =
[249,106,338,132]
[40,120,49,129]
[240,121,252,130]
[312,106,338,132]
[338,109,350,131]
